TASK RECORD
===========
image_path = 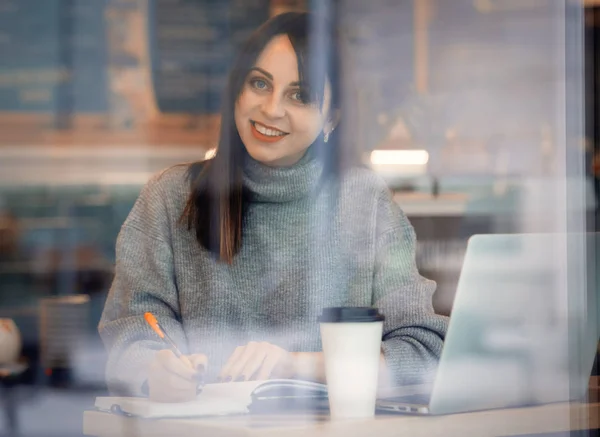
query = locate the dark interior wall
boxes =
[586,7,600,219]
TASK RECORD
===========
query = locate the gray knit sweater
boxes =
[99,152,448,396]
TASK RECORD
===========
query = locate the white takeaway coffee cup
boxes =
[319,307,384,419]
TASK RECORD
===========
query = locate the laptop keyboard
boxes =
[382,393,431,405]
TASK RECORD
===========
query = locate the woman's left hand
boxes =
[218,341,296,382]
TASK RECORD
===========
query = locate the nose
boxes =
[260,93,285,119]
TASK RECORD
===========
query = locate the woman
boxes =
[99,11,448,402]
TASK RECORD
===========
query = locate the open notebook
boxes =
[95,379,328,418]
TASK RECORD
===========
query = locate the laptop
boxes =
[377,233,599,415]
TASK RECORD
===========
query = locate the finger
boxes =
[219,346,245,381]
[157,349,196,380]
[242,343,270,381]
[163,372,199,391]
[188,354,208,373]
[148,364,197,393]
[179,355,193,369]
[188,354,208,382]
[227,342,260,382]
[254,351,281,381]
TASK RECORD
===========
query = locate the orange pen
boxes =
[144,312,185,359]
[144,312,204,390]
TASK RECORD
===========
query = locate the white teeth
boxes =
[254,122,285,137]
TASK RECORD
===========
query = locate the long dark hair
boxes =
[182,11,355,264]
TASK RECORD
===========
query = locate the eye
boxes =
[291,89,313,104]
[251,78,268,90]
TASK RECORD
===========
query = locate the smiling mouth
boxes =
[250,120,289,142]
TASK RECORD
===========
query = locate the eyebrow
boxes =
[249,67,304,87]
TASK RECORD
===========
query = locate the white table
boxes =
[83,402,599,437]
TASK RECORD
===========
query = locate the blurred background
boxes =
[0,0,597,435]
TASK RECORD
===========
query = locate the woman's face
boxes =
[235,34,334,167]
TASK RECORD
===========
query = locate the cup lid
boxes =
[318,307,385,323]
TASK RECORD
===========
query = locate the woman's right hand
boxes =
[147,350,207,403]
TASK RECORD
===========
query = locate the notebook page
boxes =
[95,380,265,418]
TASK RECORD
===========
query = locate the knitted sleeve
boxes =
[373,187,449,386]
[98,172,188,396]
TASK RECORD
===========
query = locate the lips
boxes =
[250,120,289,143]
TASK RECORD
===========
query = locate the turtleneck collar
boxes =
[242,147,323,203]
